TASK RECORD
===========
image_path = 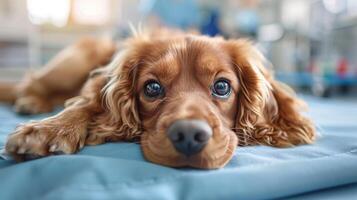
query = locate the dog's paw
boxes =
[5,119,86,161]
[14,96,53,115]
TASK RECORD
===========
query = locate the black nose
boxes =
[167,120,212,157]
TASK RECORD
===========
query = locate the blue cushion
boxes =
[1,96,357,200]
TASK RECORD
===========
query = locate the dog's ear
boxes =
[225,39,315,147]
[101,43,145,140]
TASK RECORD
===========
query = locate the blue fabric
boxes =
[0,96,357,200]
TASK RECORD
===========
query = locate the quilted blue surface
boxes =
[0,95,357,200]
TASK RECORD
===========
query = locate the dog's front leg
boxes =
[5,73,106,161]
[6,105,91,161]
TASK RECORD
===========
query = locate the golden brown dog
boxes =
[1,31,315,169]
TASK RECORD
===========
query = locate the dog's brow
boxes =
[197,58,218,74]
[150,51,180,83]
[194,54,230,78]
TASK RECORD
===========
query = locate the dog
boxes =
[1,30,315,169]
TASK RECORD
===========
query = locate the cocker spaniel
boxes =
[1,30,315,169]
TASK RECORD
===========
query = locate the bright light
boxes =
[27,0,70,27]
[323,0,345,14]
[72,0,111,25]
[281,0,309,27]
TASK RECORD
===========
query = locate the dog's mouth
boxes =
[141,129,237,169]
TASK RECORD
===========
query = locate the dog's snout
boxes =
[167,120,212,156]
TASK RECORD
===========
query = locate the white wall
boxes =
[0,0,30,42]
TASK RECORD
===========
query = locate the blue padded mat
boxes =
[0,95,357,200]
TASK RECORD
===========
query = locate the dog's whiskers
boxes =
[233,131,264,146]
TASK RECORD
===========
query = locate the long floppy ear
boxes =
[102,48,142,137]
[225,39,315,147]
[86,41,146,144]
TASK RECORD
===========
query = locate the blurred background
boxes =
[0,0,357,98]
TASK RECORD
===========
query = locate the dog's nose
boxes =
[167,120,212,156]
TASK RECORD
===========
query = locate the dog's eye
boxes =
[212,79,231,98]
[144,80,164,98]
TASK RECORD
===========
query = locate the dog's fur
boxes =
[0,37,116,114]
[1,31,315,169]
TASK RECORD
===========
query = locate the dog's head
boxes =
[102,33,314,169]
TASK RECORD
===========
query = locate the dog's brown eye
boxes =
[212,79,231,98]
[144,80,164,98]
